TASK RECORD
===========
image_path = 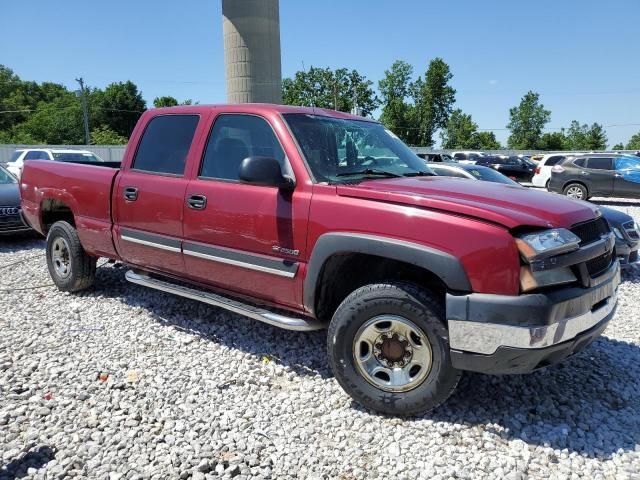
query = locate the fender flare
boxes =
[303,232,472,314]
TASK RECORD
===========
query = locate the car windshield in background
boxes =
[0,166,17,184]
[52,152,103,163]
[9,151,22,162]
[283,114,432,182]
[467,166,519,185]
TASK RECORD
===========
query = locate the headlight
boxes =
[613,227,624,240]
[515,228,581,262]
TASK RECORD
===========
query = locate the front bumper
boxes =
[447,260,620,374]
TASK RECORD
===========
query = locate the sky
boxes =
[2,0,639,147]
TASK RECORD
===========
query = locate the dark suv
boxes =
[549,154,640,200]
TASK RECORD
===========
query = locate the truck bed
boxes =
[20,160,121,258]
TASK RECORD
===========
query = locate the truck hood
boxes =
[336,176,599,229]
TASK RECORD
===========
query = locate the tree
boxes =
[410,58,456,146]
[565,120,607,150]
[612,143,625,150]
[282,66,379,117]
[584,123,607,150]
[91,125,128,144]
[537,131,568,150]
[94,81,146,137]
[153,96,179,108]
[440,109,478,149]
[627,131,640,150]
[474,131,502,150]
[506,91,551,149]
[378,61,414,142]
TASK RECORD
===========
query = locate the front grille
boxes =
[0,207,27,232]
[630,250,638,263]
[629,231,640,240]
[586,250,613,277]
[570,217,610,246]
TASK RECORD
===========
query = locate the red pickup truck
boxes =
[21,104,619,415]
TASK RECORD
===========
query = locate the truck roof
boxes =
[149,103,378,123]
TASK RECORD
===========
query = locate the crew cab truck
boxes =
[21,104,620,415]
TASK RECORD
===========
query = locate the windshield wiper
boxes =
[403,170,435,177]
[336,168,402,178]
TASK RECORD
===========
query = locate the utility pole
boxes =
[75,77,90,145]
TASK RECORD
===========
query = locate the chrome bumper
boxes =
[448,289,617,355]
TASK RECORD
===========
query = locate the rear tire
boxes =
[563,183,588,200]
[46,221,96,292]
[327,282,461,416]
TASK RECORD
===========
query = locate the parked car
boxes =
[0,164,32,235]
[476,155,535,182]
[531,154,569,188]
[416,152,454,162]
[22,104,619,415]
[428,162,521,186]
[6,148,105,178]
[431,162,638,268]
[450,151,486,163]
[549,154,640,200]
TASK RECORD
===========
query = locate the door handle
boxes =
[124,187,138,201]
[614,173,623,178]
[580,171,589,175]
[187,194,207,210]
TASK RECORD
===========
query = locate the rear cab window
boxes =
[132,115,199,175]
[9,151,24,162]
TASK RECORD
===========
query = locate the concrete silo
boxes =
[222,0,282,104]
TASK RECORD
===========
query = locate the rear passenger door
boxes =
[182,113,308,309]
[583,157,614,196]
[113,114,201,275]
[613,156,640,198]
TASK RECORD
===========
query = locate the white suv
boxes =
[531,153,573,189]
[451,151,486,164]
[6,148,104,178]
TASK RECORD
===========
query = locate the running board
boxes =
[125,270,324,332]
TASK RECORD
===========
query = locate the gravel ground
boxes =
[1,199,640,480]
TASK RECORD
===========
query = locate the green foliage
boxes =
[474,131,502,150]
[612,143,625,150]
[627,132,640,150]
[537,132,568,150]
[409,58,456,147]
[282,66,379,117]
[440,109,478,149]
[507,91,551,149]
[94,81,146,137]
[564,121,608,150]
[153,96,179,108]
[378,61,414,142]
[91,125,128,145]
[441,109,502,149]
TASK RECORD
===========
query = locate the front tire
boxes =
[563,182,588,200]
[327,282,461,416]
[46,221,96,292]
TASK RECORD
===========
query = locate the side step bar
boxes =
[125,270,325,332]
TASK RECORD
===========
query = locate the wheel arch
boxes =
[304,233,472,321]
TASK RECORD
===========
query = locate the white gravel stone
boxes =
[1,198,640,479]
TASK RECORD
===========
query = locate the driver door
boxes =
[613,156,640,198]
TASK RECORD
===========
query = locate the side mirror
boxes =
[238,156,294,190]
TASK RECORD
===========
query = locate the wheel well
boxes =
[41,199,75,233]
[314,253,447,323]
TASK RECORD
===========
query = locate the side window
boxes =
[200,114,285,180]
[546,156,564,166]
[132,115,199,175]
[573,158,585,167]
[586,157,613,170]
[453,153,465,160]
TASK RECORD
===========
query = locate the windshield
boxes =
[283,114,432,182]
[467,166,520,185]
[52,152,104,163]
[9,151,23,162]
[0,166,17,184]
